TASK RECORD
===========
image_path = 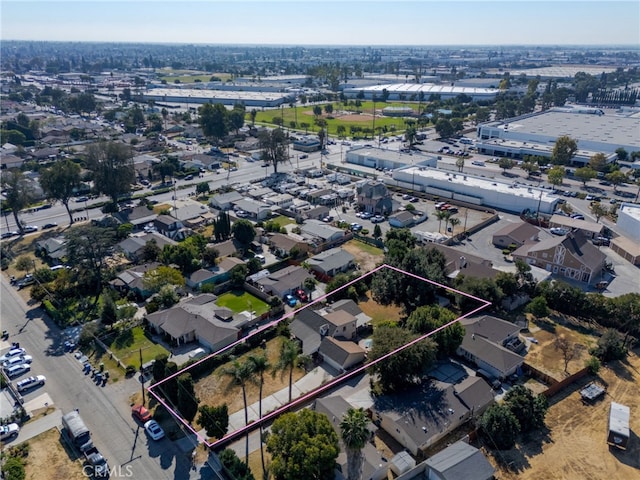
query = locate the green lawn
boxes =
[349,239,383,256]
[269,215,295,228]
[249,101,420,137]
[216,291,270,315]
[107,326,169,369]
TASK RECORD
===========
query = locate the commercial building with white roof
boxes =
[142,87,293,107]
[476,107,640,166]
[343,83,499,102]
[616,202,640,242]
[388,166,560,214]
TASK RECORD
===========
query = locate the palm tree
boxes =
[220,359,254,464]
[435,210,449,233]
[448,217,461,235]
[272,338,300,403]
[248,353,270,479]
[340,408,370,480]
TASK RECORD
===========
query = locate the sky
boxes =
[1,1,639,46]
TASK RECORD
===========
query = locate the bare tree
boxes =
[555,335,579,373]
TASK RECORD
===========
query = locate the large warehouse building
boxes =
[476,107,640,166]
[141,87,294,108]
[342,83,499,102]
[388,166,560,214]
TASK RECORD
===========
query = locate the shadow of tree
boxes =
[114,328,134,350]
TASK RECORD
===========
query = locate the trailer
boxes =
[607,402,630,450]
[61,410,93,452]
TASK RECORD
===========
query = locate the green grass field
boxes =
[350,239,384,256]
[108,326,169,369]
[249,101,422,137]
[158,70,232,84]
[216,290,270,315]
[269,215,295,228]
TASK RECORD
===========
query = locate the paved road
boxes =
[0,277,208,479]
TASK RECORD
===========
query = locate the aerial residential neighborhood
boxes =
[1,3,639,480]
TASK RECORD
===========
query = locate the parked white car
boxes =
[0,348,27,363]
[16,375,46,392]
[5,363,31,378]
[2,355,33,368]
[0,423,19,440]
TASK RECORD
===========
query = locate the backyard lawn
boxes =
[105,326,169,369]
[216,290,270,316]
[269,215,295,229]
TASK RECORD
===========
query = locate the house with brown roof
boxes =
[427,244,499,280]
[511,232,606,283]
[267,232,310,258]
[110,262,161,299]
[548,214,604,239]
[492,221,540,248]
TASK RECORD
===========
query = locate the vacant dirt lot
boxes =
[491,348,640,480]
[21,428,84,480]
[525,316,598,379]
[342,239,384,273]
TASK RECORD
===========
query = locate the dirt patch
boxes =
[21,427,85,480]
[490,349,640,480]
[525,317,598,380]
[301,110,376,124]
[194,337,306,421]
[342,239,384,273]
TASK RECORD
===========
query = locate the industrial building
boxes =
[476,107,640,166]
[388,166,560,214]
[342,83,499,101]
[616,203,640,242]
[345,146,437,171]
[141,87,294,108]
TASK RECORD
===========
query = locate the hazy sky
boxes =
[2,1,639,46]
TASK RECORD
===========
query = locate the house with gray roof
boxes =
[116,232,177,261]
[35,236,67,261]
[388,210,417,228]
[492,221,540,248]
[145,295,239,352]
[308,247,355,277]
[113,205,158,230]
[318,337,366,372]
[301,219,346,244]
[109,262,161,299]
[233,198,272,221]
[255,265,312,297]
[209,191,244,211]
[328,299,372,329]
[424,440,495,480]
[267,232,310,258]
[290,306,358,356]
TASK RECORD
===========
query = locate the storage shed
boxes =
[607,402,630,450]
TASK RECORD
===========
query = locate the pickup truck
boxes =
[84,446,110,478]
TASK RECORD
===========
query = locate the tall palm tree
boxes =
[340,408,370,480]
[272,338,300,403]
[220,359,254,464]
[248,353,270,479]
[448,216,461,235]
[435,210,449,233]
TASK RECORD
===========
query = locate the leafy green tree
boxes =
[221,359,255,463]
[143,265,185,293]
[229,104,246,134]
[521,160,540,177]
[213,211,231,241]
[100,291,118,326]
[157,284,179,308]
[551,135,578,165]
[503,385,548,433]
[86,141,135,206]
[160,243,199,275]
[455,157,465,173]
[606,170,627,192]
[14,255,34,274]
[266,409,339,480]
[1,456,25,480]
[615,147,628,161]
[232,219,256,247]
[479,404,520,450]
[588,152,608,172]
[591,329,627,361]
[141,239,161,262]
[340,408,370,480]
[499,158,515,172]
[259,127,288,174]
[198,103,229,142]
[574,167,596,186]
[1,169,35,233]
[406,305,464,357]
[197,404,228,439]
[39,159,82,225]
[303,276,317,300]
[65,225,118,313]
[526,296,550,319]
[547,166,565,186]
[229,264,248,288]
[272,338,300,403]
[590,202,607,223]
[177,373,199,423]
[373,223,382,240]
[435,118,454,138]
[368,326,436,393]
[202,246,219,266]
[1,129,26,145]
[195,182,210,196]
[218,449,255,480]
[153,159,176,184]
[152,354,169,382]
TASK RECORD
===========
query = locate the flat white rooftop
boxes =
[620,203,640,221]
[345,83,499,96]
[402,166,559,203]
[144,88,289,101]
[504,65,619,78]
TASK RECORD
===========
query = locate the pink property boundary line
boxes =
[147,263,492,449]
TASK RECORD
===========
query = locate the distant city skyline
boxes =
[2,1,639,47]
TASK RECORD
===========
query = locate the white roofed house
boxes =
[300,219,347,247]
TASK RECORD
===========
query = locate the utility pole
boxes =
[139,348,145,406]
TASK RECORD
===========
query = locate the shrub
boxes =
[125,365,137,377]
[2,456,25,480]
[585,355,601,374]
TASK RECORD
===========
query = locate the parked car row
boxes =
[1,345,37,380]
